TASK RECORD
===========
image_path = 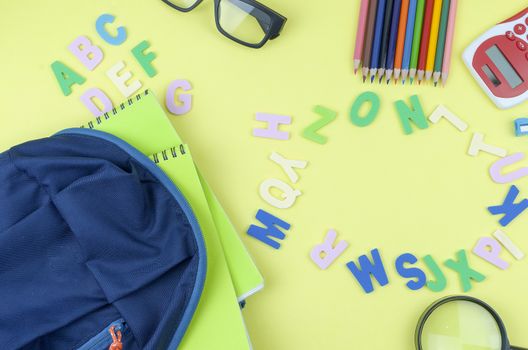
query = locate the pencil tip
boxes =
[370,76,375,83]
[410,78,414,85]
[363,76,366,83]
[434,82,438,87]
[402,80,406,85]
[354,68,358,75]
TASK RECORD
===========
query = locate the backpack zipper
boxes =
[76,319,126,350]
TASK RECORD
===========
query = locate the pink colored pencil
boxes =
[353,0,370,74]
[441,0,457,86]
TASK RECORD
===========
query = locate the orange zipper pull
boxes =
[108,326,123,350]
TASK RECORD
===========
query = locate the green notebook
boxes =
[79,90,263,301]
[150,145,250,349]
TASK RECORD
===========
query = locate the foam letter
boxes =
[423,255,447,292]
[395,253,427,291]
[473,237,509,270]
[493,229,525,260]
[489,153,528,184]
[106,61,142,98]
[302,105,337,144]
[166,80,192,115]
[346,249,389,294]
[349,91,380,127]
[488,185,528,226]
[394,95,429,135]
[444,250,486,292]
[310,229,349,270]
[131,40,157,77]
[259,179,301,209]
[467,132,507,157]
[51,61,86,96]
[270,152,307,184]
[246,209,291,249]
[96,14,127,46]
[253,113,291,140]
[67,35,104,71]
[80,88,114,116]
[428,105,468,132]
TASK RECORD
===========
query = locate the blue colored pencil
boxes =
[369,0,387,83]
[377,0,395,83]
[385,0,402,83]
[401,0,417,84]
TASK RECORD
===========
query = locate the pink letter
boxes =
[310,229,349,270]
[253,113,291,140]
[68,36,104,71]
[80,88,114,117]
[473,237,509,270]
[489,152,528,184]
[165,80,192,115]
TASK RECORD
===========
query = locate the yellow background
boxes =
[1,1,528,349]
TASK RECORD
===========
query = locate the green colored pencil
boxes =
[409,0,425,84]
[433,0,451,86]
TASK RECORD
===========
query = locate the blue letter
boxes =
[488,185,528,226]
[246,209,291,249]
[346,249,388,294]
[395,253,426,291]
[96,14,127,46]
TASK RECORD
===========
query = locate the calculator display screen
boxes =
[485,45,523,89]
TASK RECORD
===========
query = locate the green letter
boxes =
[444,250,486,292]
[51,61,86,96]
[350,91,380,127]
[394,95,428,134]
[423,255,447,292]
[302,105,337,144]
[131,40,157,78]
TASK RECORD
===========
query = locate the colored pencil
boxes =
[393,0,410,81]
[369,0,387,82]
[425,0,443,82]
[409,0,425,84]
[385,0,402,83]
[362,0,378,82]
[441,0,457,86]
[377,0,395,82]
[401,0,417,84]
[433,0,450,85]
[353,0,370,74]
[417,0,434,84]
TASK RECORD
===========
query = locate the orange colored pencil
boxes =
[393,0,410,81]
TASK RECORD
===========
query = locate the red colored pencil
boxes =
[417,0,434,83]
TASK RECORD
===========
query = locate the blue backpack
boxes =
[0,129,207,350]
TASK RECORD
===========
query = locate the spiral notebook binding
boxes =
[80,89,150,129]
[151,144,187,164]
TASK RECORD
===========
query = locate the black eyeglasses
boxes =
[415,296,528,350]
[161,0,287,49]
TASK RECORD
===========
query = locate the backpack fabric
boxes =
[0,129,207,350]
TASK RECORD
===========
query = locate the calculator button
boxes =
[506,31,516,40]
[525,16,528,25]
[514,24,526,35]
[517,40,527,51]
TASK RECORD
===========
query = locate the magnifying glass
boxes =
[415,296,528,350]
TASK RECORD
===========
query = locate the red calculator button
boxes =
[506,31,516,40]
[525,16,528,25]
[517,40,527,51]
[514,24,526,35]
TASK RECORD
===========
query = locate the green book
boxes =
[78,89,263,348]
[150,145,250,349]
[79,90,263,301]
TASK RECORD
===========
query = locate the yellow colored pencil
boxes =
[425,0,442,82]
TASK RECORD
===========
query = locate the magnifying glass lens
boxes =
[421,300,502,350]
